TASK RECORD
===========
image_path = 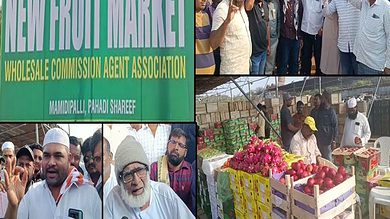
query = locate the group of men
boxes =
[280,92,371,164]
[196,0,390,75]
[0,124,196,219]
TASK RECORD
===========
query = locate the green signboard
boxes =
[0,0,194,121]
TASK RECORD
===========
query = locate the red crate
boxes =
[354,148,380,172]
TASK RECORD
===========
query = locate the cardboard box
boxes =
[207,102,219,113]
[218,102,230,112]
[240,110,250,118]
[354,147,380,172]
[196,103,207,114]
[330,93,342,104]
[230,111,241,119]
[332,146,362,166]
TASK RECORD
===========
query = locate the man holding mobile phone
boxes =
[3,128,101,219]
[340,97,371,147]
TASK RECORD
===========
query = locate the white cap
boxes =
[2,141,14,151]
[347,97,357,108]
[43,128,69,148]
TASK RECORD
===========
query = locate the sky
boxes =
[57,124,101,142]
[201,76,305,97]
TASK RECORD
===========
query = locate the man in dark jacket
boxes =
[313,91,338,160]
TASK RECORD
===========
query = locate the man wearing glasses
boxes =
[149,128,193,214]
[104,136,194,218]
[91,129,117,202]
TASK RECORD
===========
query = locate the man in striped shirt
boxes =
[323,0,361,74]
[196,0,216,74]
[348,0,390,74]
[149,128,193,214]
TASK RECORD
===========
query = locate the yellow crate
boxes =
[256,191,271,207]
[235,208,245,219]
[378,172,390,188]
[233,193,245,208]
[246,210,260,219]
[243,189,256,201]
[253,174,271,194]
[380,205,390,219]
[244,196,258,213]
[240,171,255,190]
[258,202,272,219]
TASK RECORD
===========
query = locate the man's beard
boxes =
[168,152,184,166]
[348,112,358,120]
[120,176,151,208]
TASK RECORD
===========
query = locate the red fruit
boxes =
[312,165,319,173]
[298,160,305,165]
[334,173,344,185]
[343,174,349,181]
[327,169,337,178]
[297,169,304,178]
[280,177,286,184]
[292,175,298,181]
[306,164,313,173]
[304,186,312,194]
[322,166,329,174]
[292,162,301,171]
[316,171,326,179]
[324,177,334,189]
[247,146,256,154]
[315,178,324,187]
[337,166,346,175]
[302,171,309,178]
[286,169,296,176]
[307,178,315,187]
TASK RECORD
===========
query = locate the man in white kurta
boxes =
[341,97,371,147]
[15,128,101,219]
[104,136,194,219]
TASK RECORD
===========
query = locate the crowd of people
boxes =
[196,0,390,75]
[273,92,372,164]
[0,124,196,219]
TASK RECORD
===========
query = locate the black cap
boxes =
[16,145,34,161]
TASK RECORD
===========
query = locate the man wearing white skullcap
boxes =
[0,141,15,218]
[104,136,195,219]
[4,128,102,219]
[340,97,371,147]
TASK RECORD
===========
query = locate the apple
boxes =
[322,166,329,174]
[327,169,337,178]
[324,177,334,189]
[312,165,319,173]
[307,178,315,187]
[306,164,313,173]
[302,171,310,178]
[292,162,301,171]
[337,166,346,176]
[316,171,326,179]
[315,178,324,187]
[334,173,344,185]
[304,185,312,195]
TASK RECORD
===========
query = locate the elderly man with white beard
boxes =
[104,136,194,219]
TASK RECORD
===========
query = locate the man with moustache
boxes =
[104,136,194,219]
[28,143,43,182]
[69,136,84,175]
[340,97,371,147]
[281,93,300,151]
[150,128,193,213]
[3,128,101,219]
[81,137,100,185]
[210,0,252,74]
[91,128,117,202]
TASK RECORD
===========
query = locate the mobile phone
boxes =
[68,208,83,219]
[0,169,5,184]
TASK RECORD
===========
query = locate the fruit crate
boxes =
[257,201,272,219]
[354,147,380,172]
[291,169,357,219]
[240,171,255,190]
[253,174,271,196]
[332,146,363,166]
[270,172,316,219]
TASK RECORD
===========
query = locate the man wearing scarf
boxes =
[4,128,101,219]
[149,128,193,214]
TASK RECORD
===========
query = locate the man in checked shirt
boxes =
[149,128,194,216]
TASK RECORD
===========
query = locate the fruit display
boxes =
[278,161,320,184]
[297,166,350,196]
[229,136,288,176]
[198,147,225,160]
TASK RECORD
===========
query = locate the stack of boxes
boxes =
[198,169,212,218]
[223,119,249,154]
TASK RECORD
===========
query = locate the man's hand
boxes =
[0,157,28,208]
[318,28,323,37]
[226,1,240,23]
[384,67,390,74]
[267,45,271,56]
[331,141,337,150]
[354,136,362,145]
